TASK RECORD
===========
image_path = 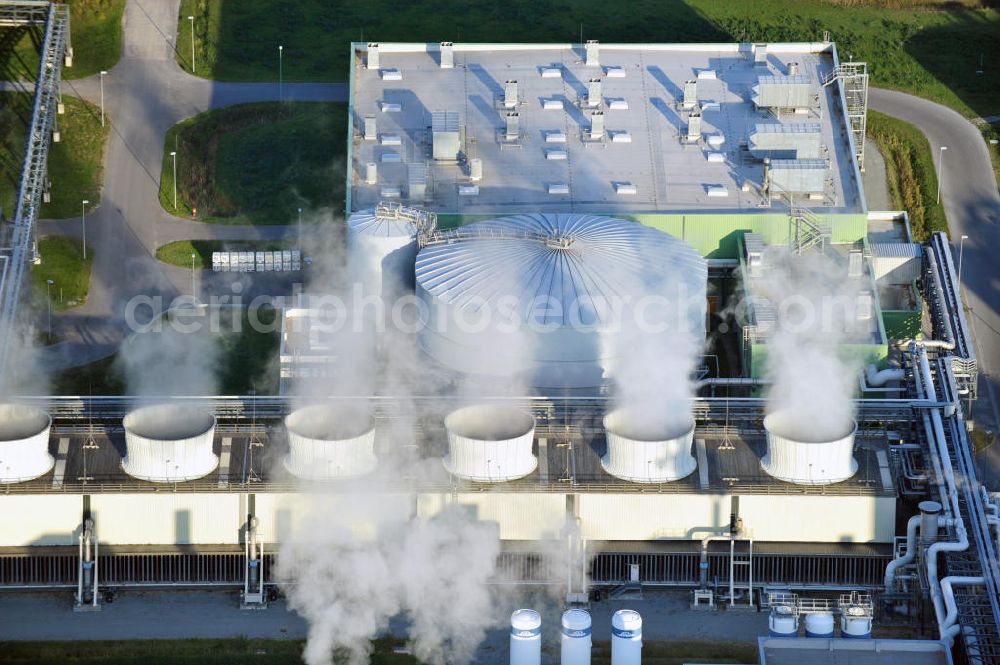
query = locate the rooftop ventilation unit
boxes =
[364,162,377,185]
[363,115,376,141]
[504,80,518,109]
[407,163,427,202]
[505,112,520,141]
[848,249,864,278]
[443,405,537,482]
[787,62,800,76]
[0,403,53,484]
[683,79,698,108]
[601,409,697,483]
[762,413,858,485]
[752,75,813,110]
[283,405,377,480]
[122,404,218,482]
[686,111,702,142]
[749,123,823,160]
[469,158,483,182]
[767,159,826,194]
[585,40,599,67]
[432,111,461,160]
[589,110,604,140]
[586,78,602,108]
[366,43,379,70]
[439,41,454,69]
[753,43,767,67]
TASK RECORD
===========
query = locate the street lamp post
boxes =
[191,253,197,303]
[46,279,54,342]
[297,207,303,252]
[188,15,196,74]
[81,200,90,259]
[170,151,177,210]
[99,70,107,127]
[958,234,969,289]
[278,45,284,102]
[936,145,948,205]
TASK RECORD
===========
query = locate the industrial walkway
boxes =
[869,90,1000,490]
[36,0,346,371]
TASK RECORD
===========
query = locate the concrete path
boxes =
[870,88,1000,489]
[861,141,891,212]
[37,0,345,371]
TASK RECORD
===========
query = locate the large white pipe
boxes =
[610,610,642,665]
[941,576,985,644]
[883,515,921,591]
[510,609,541,665]
[865,364,905,387]
[561,609,592,665]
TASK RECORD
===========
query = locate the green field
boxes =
[159,102,345,224]
[156,239,296,269]
[31,236,94,310]
[176,0,999,119]
[0,93,109,220]
[6,0,125,81]
[867,109,949,240]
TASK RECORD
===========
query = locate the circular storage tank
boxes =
[762,412,858,485]
[602,409,696,483]
[283,405,377,480]
[768,606,799,637]
[443,405,536,482]
[841,606,873,638]
[803,612,835,638]
[415,213,706,388]
[509,609,541,665]
[0,403,53,483]
[561,609,592,665]
[122,404,218,482]
[611,609,642,665]
[347,207,419,301]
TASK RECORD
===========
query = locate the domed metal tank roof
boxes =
[415,214,707,387]
[347,207,419,239]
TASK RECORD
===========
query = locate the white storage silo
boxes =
[0,403,53,483]
[768,605,798,637]
[415,214,706,388]
[602,409,696,483]
[561,609,592,665]
[804,612,835,638]
[122,404,218,482]
[762,412,858,485]
[283,404,377,480]
[510,609,541,665]
[443,405,536,482]
[346,207,419,302]
[610,609,642,665]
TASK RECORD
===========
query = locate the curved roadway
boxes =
[870,89,1000,485]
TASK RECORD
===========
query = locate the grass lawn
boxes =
[31,236,93,310]
[50,354,124,395]
[866,110,949,240]
[159,102,344,224]
[7,0,125,81]
[176,0,999,118]
[0,93,109,220]
[156,239,295,269]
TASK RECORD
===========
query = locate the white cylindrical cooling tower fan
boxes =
[0,403,54,484]
[122,404,218,482]
[283,404,378,480]
[762,412,858,485]
[347,207,419,300]
[415,213,706,388]
[601,409,697,483]
[443,405,537,482]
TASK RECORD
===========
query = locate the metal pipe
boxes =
[865,365,905,387]
[884,515,921,591]
[941,576,984,644]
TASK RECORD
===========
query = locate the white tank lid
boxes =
[919,500,943,514]
[611,609,642,633]
[562,609,592,632]
[348,208,417,238]
[511,609,541,634]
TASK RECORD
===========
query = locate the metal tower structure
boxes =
[823,62,869,172]
[0,2,70,382]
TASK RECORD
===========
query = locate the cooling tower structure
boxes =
[122,405,218,482]
[283,404,377,480]
[443,405,537,482]
[762,412,858,485]
[0,403,53,483]
[415,213,706,388]
[602,409,697,483]
[346,205,420,300]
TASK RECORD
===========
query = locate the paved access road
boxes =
[869,88,1000,487]
[37,0,346,371]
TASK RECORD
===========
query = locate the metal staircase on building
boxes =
[790,207,831,254]
[823,62,869,172]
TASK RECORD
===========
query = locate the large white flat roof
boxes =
[348,42,866,216]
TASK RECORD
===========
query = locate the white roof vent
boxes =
[122,404,218,482]
[443,405,537,482]
[284,405,377,480]
[602,409,697,483]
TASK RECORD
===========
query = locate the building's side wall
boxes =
[0,495,81,546]
[418,492,567,540]
[740,495,896,543]
[90,494,243,546]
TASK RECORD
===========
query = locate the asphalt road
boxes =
[869,89,1000,487]
[36,0,346,372]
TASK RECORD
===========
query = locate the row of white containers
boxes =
[0,402,858,485]
[511,608,642,665]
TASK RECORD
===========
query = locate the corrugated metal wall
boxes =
[740,495,896,543]
[0,495,81,547]
[417,492,567,540]
[90,494,242,546]
[579,494,728,541]
[254,491,415,543]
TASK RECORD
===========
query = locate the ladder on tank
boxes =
[727,538,754,608]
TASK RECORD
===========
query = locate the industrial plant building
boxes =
[1,30,997,665]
